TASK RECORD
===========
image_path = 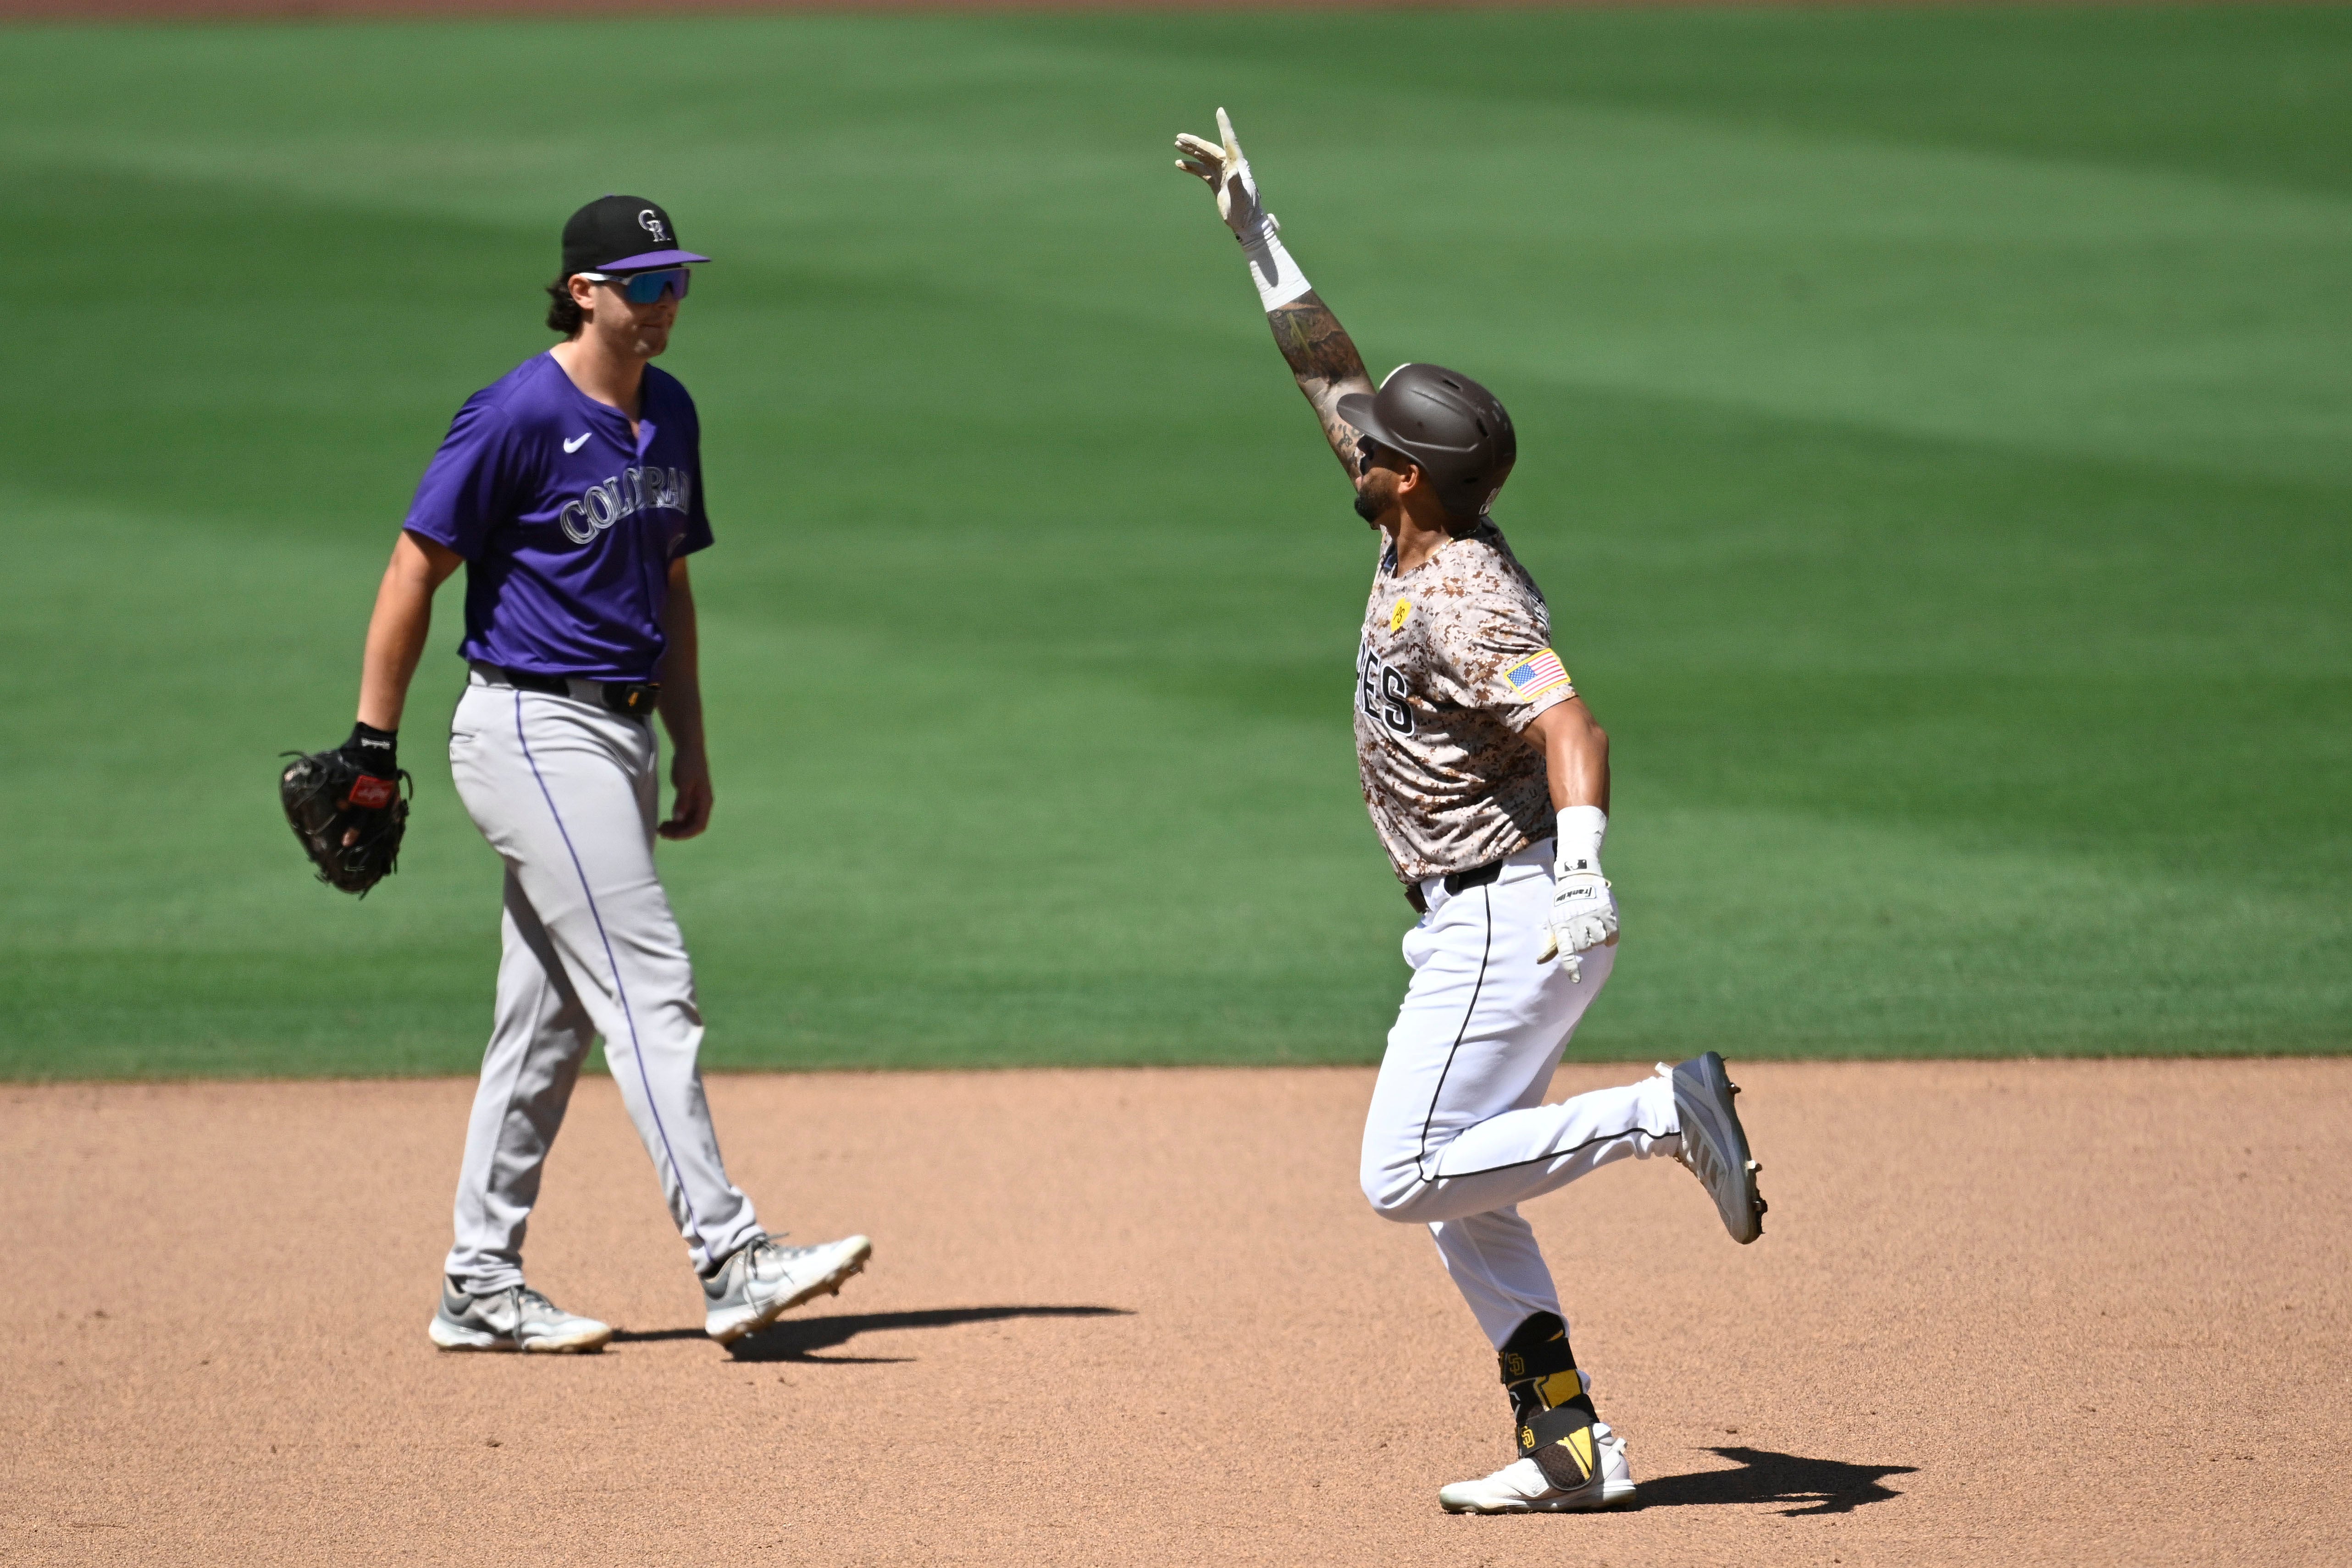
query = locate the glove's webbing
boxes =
[279,748,410,897]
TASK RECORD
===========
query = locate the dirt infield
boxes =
[3,1060,2345,1565]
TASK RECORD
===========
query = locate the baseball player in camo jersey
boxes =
[1176,113,1769,1512]
[347,195,869,1353]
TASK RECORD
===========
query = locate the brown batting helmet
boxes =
[1337,363,1517,522]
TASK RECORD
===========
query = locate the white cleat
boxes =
[429,1280,612,1353]
[703,1232,872,1344]
[1439,1420,1636,1513]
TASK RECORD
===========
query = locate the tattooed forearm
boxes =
[1270,292,1367,387]
[1269,291,1375,476]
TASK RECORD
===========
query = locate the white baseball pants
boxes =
[1359,841,1680,1348]
[443,672,762,1293]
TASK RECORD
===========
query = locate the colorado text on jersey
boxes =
[557,464,694,545]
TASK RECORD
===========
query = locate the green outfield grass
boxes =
[1,7,2346,1076]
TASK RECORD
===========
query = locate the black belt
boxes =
[1444,859,1507,895]
[499,666,661,718]
[1405,855,1507,914]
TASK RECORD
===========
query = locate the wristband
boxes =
[1238,214,1313,311]
[1555,805,1606,875]
[345,721,398,777]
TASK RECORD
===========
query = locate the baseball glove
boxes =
[279,740,410,897]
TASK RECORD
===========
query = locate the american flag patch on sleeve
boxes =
[1503,648,1572,700]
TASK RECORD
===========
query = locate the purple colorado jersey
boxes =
[404,352,712,682]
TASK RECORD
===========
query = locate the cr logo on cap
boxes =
[639,209,670,243]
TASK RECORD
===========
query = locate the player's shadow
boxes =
[609,1305,1130,1364]
[1636,1447,1916,1515]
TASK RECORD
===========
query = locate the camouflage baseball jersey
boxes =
[1353,521,1576,883]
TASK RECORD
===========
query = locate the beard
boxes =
[1353,490,1384,524]
[1353,467,1398,525]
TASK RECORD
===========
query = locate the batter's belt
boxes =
[1404,854,1505,914]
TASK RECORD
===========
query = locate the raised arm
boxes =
[1268,293,1374,479]
[1176,109,1374,481]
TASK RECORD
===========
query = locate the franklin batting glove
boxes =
[1174,107,1312,309]
[1538,805,1618,981]
[1175,106,1272,241]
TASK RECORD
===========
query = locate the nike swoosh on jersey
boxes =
[563,432,591,453]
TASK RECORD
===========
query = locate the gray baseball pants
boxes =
[443,667,762,1293]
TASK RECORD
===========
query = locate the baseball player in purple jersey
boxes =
[1176,114,1769,1512]
[345,195,869,1352]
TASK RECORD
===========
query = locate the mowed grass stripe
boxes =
[0,11,2344,1075]
[9,16,2346,492]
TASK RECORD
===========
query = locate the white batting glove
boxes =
[1538,806,1618,983]
[1173,108,1313,310]
[1174,106,1275,244]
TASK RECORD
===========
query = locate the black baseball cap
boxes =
[560,194,710,277]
